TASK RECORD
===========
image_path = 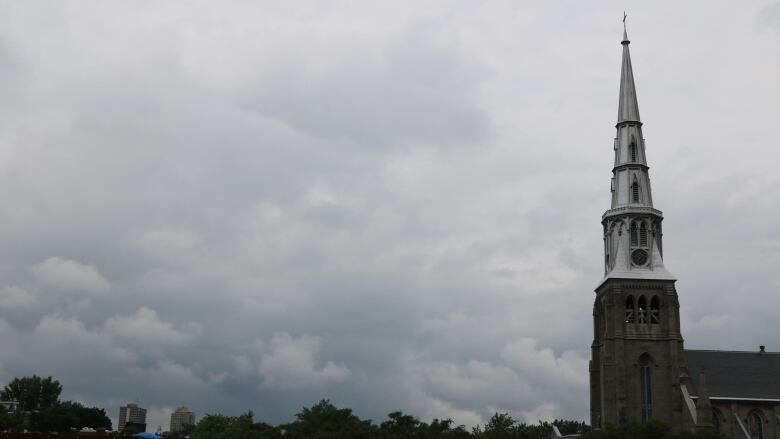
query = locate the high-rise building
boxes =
[169,406,195,432]
[118,403,147,432]
[589,22,780,438]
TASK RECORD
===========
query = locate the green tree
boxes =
[380,411,422,438]
[379,411,470,438]
[163,422,196,439]
[472,416,588,439]
[281,400,377,439]
[479,413,516,439]
[0,405,24,432]
[423,418,471,438]
[1,375,109,433]
[550,419,590,436]
[190,412,280,439]
[28,401,111,433]
[29,403,73,433]
[1,375,62,411]
[62,401,112,430]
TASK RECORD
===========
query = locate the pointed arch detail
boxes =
[624,295,635,323]
[748,410,764,439]
[631,177,640,203]
[649,295,660,324]
[639,222,648,246]
[637,296,647,324]
[639,353,653,421]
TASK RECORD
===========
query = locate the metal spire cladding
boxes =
[599,24,674,284]
[609,23,652,211]
[617,27,641,124]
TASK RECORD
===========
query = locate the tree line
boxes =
[0,376,723,438]
[164,400,586,439]
[165,400,723,439]
[0,376,111,433]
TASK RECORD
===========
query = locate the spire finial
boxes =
[622,12,629,44]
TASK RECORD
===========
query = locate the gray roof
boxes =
[685,349,780,400]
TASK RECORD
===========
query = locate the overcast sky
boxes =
[0,0,779,432]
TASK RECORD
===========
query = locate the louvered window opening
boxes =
[632,182,640,203]
[649,296,660,324]
[637,296,647,324]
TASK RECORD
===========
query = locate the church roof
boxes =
[685,349,780,400]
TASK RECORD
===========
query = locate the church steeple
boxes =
[600,23,673,281]
[590,23,687,433]
[618,27,641,124]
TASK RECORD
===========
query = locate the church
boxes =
[588,25,780,439]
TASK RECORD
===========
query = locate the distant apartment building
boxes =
[169,406,195,432]
[118,403,147,432]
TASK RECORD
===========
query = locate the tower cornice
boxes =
[612,163,649,173]
[615,120,642,128]
[602,206,663,222]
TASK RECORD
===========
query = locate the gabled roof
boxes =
[684,349,780,400]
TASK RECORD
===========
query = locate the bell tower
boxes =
[589,24,687,431]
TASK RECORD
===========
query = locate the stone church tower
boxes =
[589,27,687,431]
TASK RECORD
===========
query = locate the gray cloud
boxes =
[30,257,111,295]
[0,0,777,432]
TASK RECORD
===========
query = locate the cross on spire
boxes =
[618,18,639,123]
[622,12,630,43]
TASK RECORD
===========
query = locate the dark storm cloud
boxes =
[0,0,777,432]
[242,24,487,148]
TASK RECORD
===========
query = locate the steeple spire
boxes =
[618,15,640,124]
[590,26,685,432]
[600,26,674,283]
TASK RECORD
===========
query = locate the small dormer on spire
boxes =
[618,14,640,124]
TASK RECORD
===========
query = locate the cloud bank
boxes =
[0,0,778,432]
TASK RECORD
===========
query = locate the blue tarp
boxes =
[133,433,163,439]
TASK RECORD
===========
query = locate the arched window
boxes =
[639,353,653,421]
[632,182,640,203]
[631,222,639,246]
[625,296,635,323]
[637,296,647,324]
[630,142,637,162]
[639,223,648,246]
[650,296,660,324]
[748,411,763,439]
